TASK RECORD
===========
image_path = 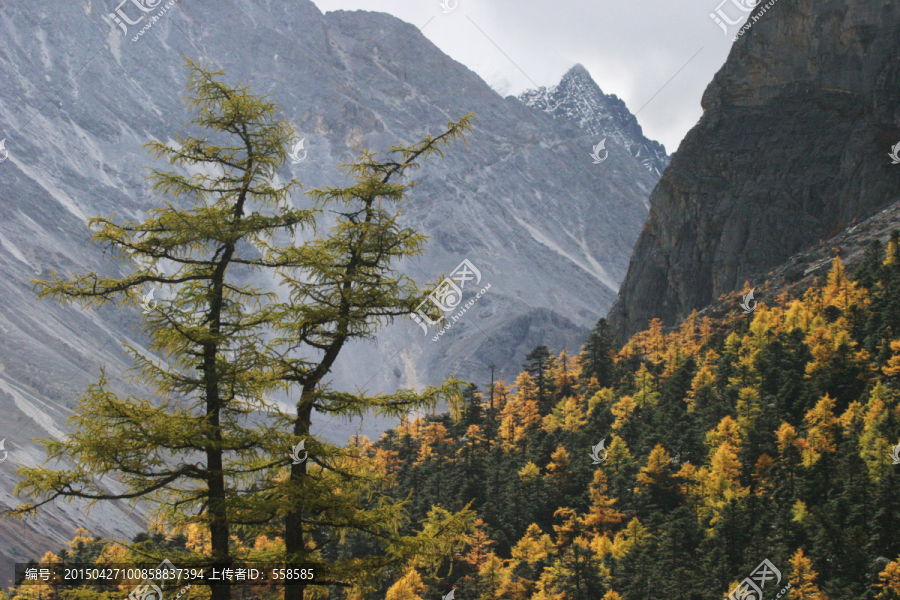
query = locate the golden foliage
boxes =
[518,461,542,483]
[788,548,829,600]
[883,340,900,377]
[707,415,742,450]
[687,350,719,412]
[552,349,580,391]
[752,453,775,497]
[876,555,900,598]
[588,387,615,415]
[800,395,838,467]
[583,469,625,531]
[634,443,672,495]
[511,523,554,564]
[858,383,896,480]
[514,371,539,403]
[545,445,571,485]
[610,518,647,558]
[632,318,666,363]
[611,395,638,430]
[776,422,799,455]
[792,500,810,524]
[461,518,494,571]
[543,396,587,433]
[499,374,544,450]
[632,364,659,407]
[385,569,426,600]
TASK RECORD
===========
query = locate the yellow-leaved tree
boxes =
[385,569,426,600]
[788,549,829,600]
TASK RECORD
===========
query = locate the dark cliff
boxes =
[607,0,900,340]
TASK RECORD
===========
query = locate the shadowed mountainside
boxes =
[608,0,900,340]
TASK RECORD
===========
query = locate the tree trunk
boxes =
[285,397,313,600]
[207,446,231,600]
[205,238,237,600]
[204,355,231,600]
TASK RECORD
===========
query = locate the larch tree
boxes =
[546,509,607,600]
[8,59,314,600]
[634,444,674,496]
[581,470,625,533]
[262,104,478,600]
[542,396,587,434]
[553,349,578,399]
[788,549,829,600]
[611,394,638,430]
[799,395,838,467]
[7,59,476,600]
[876,554,900,599]
[384,569,426,600]
[545,446,572,486]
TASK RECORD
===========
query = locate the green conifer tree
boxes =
[523,346,553,414]
[580,318,616,388]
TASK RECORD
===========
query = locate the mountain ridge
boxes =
[0,0,663,570]
[519,64,670,177]
[607,0,900,340]
[692,195,900,325]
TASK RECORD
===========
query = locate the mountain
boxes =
[0,0,663,571]
[361,244,900,600]
[519,64,670,177]
[693,197,900,324]
[607,0,900,340]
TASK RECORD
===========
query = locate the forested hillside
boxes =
[17,240,900,600]
[368,243,900,599]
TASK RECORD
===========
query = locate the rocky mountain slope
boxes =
[692,197,900,324]
[607,0,900,340]
[520,64,670,177]
[0,0,663,569]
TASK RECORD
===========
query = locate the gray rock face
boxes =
[0,0,662,562]
[519,64,670,177]
[607,0,900,341]
[693,196,900,325]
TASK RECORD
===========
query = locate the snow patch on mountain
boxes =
[519,64,670,175]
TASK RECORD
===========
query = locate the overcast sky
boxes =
[310,0,742,154]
